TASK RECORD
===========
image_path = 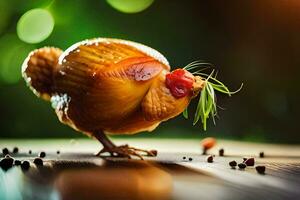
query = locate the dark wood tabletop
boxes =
[1,138,300,200]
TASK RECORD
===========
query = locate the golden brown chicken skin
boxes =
[22,38,204,158]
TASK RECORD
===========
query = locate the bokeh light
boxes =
[106,0,154,13]
[17,8,54,44]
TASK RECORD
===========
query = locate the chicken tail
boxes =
[22,47,63,101]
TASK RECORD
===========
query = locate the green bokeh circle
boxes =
[17,8,54,44]
[106,0,154,13]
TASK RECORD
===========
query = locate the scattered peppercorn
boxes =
[243,157,247,162]
[207,155,213,163]
[255,165,266,174]
[244,158,255,166]
[33,158,43,166]
[13,147,19,154]
[28,150,32,154]
[14,160,21,166]
[0,156,14,170]
[189,157,193,161]
[238,163,246,169]
[56,150,60,154]
[149,150,157,156]
[39,151,46,158]
[2,148,9,156]
[21,161,30,170]
[219,148,224,156]
[229,160,237,168]
[259,152,264,158]
[183,156,186,160]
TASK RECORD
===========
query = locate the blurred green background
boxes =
[0,0,299,143]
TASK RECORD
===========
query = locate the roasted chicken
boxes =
[22,38,206,158]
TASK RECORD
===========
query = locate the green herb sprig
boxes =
[183,60,243,130]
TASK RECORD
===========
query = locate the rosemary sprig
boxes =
[183,108,188,119]
[183,61,243,130]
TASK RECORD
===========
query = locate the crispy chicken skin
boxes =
[22,38,204,136]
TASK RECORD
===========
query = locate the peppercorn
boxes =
[0,156,14,170]
[244,158,255,166]
[183,156,186,160]
[219,148,224,156]
[28,150,32,154]
[56,150,60,154]
[255,165,266,174]
[149,150,157,156]
[2,148,9,156]
[39,151,46,158]
[33,158,43,166]
[189,157,193,161]
[13,147,19,154]
[207,155,213,163]
[243,157,247,162]
[14,160,21,166]
[21,161,30,170]
[238,163,246,169]
[229,160,237,168]
[259,152,264,158]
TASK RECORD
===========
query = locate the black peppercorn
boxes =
[14,160,22,166]
[255,165,266,174]
[188,157,193,161]
[219,148,224,156]
[21,161,30,170]
[13,147,19,154]
[229,160,237,168]
[2,148,9,156]
[39,151,46,158]
[259,152,264,158]
[0,157,14,170]
[33,158,43,166]
[207,155,213,163]
[238,163,246,169]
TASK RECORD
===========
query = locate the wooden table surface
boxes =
[1,138,300,200]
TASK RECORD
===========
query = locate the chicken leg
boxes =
[94,131,157,160]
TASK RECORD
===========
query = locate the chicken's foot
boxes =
[94,131,157,160]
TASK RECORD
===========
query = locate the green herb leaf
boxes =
[183,108,188,119]
[182,62,243,131]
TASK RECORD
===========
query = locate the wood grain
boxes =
[0,139,299,200]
